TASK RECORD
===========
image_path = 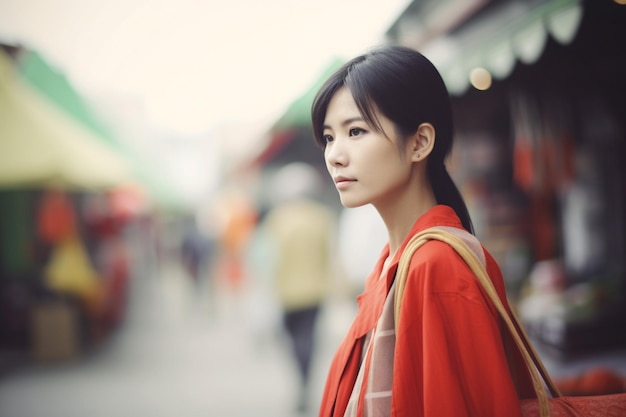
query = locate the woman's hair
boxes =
[311,45,474,233]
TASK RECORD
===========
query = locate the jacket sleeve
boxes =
[391,240,525,417]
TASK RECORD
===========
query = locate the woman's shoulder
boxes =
[403,236,484,296]
[404,224,487,270]
[410,238,463,269]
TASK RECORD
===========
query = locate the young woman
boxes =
[311,45,535,417]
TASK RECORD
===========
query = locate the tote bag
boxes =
[394,227,626,417]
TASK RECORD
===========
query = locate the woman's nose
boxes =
[325,139,347,167]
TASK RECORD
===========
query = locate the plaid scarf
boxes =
[344,280,397,417]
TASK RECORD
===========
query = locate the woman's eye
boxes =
[349,127,365,137]
[323,134,334,143]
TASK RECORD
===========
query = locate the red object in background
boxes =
[555,368,626,396]
[513,134,534,192]
[108,185,148,223]
[36,189,77,243]
[101,239,129,328]
[83,185,147,238]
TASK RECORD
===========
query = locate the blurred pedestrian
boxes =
[310,45,535,417]
[181,216,211,285]
[262,162,336,413]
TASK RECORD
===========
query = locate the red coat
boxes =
[319,205,535,417]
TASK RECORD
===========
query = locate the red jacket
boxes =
[318,205,535,417]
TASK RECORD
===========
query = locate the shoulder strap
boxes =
[394,226,560,417]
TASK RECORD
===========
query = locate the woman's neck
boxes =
[377,185,437,258]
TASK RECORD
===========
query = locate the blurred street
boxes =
[0,260,356,417]
[2,254,626,417]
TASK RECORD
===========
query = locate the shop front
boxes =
[388,0,626,355]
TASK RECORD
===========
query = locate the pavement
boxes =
[1,259,625,417]
[0,261,357,417]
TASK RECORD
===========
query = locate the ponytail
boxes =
[429,163,474,234]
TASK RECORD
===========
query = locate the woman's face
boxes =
[323,87,414,209]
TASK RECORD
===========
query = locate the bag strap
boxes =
[394,227,561,417]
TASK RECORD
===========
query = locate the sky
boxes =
[0,0,410,207]
[0,0,410,135]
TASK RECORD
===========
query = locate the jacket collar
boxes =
[351,205,464,338]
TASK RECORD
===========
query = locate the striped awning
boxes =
[394,0,584,95]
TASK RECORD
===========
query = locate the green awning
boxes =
[270,57,345,132]
[15,49,184,210]
[0,49,132,190]
[245,58,345,169]
[440,0,583,94]
[18,51,117,147]
[389,0,584,95]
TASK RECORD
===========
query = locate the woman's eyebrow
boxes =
[323,117,365,130]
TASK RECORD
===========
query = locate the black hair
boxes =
[311,45,474,234]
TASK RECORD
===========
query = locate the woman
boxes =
[311,45,535,417]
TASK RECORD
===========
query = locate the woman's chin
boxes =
[339,197,369,209]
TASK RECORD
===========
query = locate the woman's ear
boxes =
[409,123,435,162]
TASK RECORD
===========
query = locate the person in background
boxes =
[262,162,336,414]
[310,45,535,417]
[181,215,212,286]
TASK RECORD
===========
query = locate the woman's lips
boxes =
[334,176,356,190]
